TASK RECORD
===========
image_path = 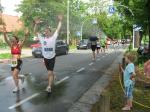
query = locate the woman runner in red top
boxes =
[2,25,29,93]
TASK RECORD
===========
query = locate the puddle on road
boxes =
[28,82,67,105]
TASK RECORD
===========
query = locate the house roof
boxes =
[0,14,23,32]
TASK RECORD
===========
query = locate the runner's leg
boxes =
[12,69,20,92]
[48,70,54,87]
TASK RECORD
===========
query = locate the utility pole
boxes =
[67,0,70,45]
[148,17,150,57]
[0,0,2,18]
[0,0,3,25]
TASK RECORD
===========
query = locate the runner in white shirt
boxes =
[34,15,63,93]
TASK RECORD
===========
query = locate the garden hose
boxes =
[119,69,150,109]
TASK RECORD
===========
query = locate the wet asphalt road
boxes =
[0,47,124,112]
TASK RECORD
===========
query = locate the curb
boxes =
[0,55,32,64]
[0,49,76,64]
[0,59,10,63]
[68,51,124,112]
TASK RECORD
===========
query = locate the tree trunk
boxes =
[148,17,150,58]
[149,25,150,58]
[139,30,143,46]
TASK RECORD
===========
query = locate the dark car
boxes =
[77,39,91,49]
[121,39,126,44]
[31,40,69,58]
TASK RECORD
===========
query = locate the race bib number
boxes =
[11,59,18,67]
[44,48,53,52]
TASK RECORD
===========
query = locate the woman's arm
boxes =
[33,18,43,37]
[2,26,11,47]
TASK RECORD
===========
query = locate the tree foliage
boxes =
[17,0,88,40]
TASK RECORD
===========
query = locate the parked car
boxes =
[77,39,91,49]
[121,39,126,44]
[31,40,69,58]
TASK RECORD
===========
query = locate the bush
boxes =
[0,53,11,59]
[0,41,7,49]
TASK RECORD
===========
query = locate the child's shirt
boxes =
[123,63,135,87]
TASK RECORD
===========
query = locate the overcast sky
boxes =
[1,0,22,16]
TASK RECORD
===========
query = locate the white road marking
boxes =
[9,93,39,109]
[8,76,69,109]
[76,67,85,73]
[89,63,93,66]
[55,76,69,85]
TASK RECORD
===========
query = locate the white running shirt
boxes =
[39,30,58,59]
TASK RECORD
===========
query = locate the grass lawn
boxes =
[91,48,150,112]
[0,53,11,59]
[93,71,150,112]
[69,45,76,50]
[91,67,150,112]
[110,68,150,112]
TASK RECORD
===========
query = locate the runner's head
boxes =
[11,36,19,44]
[44,27,52,37]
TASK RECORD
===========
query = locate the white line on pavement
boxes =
[76,68,85,73]
[8,93,39,109]
[89,63,93,66]
[8,76,69,109]
[55,76,69,85]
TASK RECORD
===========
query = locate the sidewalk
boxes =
[0,48,78,63]
[0,48,32,63]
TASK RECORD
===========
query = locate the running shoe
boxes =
[122,106,131,111]
[46,86,51,93]
[13,87,19,93]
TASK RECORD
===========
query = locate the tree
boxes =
[17,0,88,42]
[115,0,150,55]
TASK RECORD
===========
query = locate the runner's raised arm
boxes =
[2,25,11,47]
[56,15,63,33]
[33,18,43,37]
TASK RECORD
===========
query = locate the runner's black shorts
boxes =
[91,45,97,51]
[44,57,56,71]
[97,46,101,50]
[11,59,23,71]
